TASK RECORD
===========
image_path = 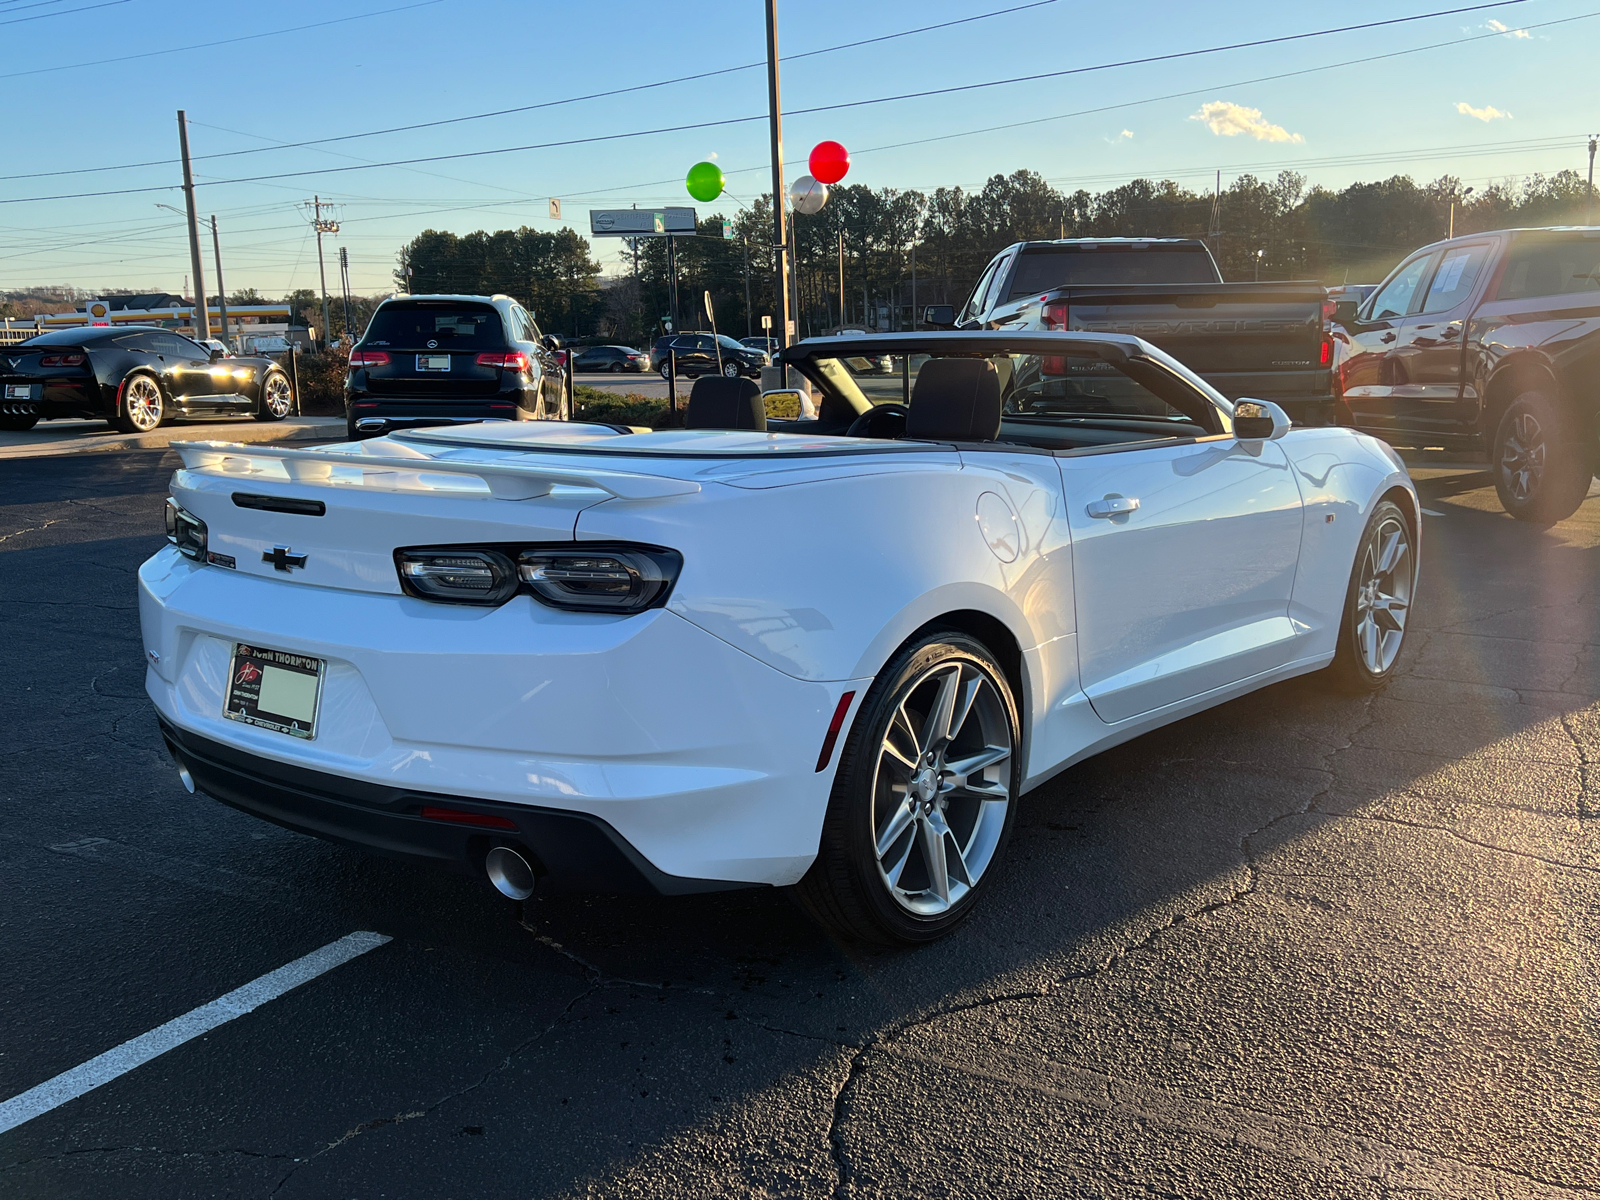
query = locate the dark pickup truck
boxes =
[1334,227,1600,523]
[931,238,1334,426]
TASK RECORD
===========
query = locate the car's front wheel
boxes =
[1492,390,1595,524]
[659,363,672,380]
[1325,498,1416,692]
[796,633,1019,944]
[114,373,163,433]
[255,369,292,421]
[721,360,741,378]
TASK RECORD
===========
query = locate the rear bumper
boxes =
[159,718,748,895]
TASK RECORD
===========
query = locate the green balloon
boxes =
[685,161,725,203]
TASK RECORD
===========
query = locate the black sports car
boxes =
[0,325,294,433]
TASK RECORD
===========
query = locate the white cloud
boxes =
[1105,129,1134,144]
[1456,101,1511,122]
[1486,18,1531,38]
[1190,101,1304,144]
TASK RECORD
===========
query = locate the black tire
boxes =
[721,360,740,378]
[0,413,39,431]
[254,368,292,422]
[659,363,672,380]
[113,372,164,434]
[1324,499,1416,692]
[1491,390,1596,524]
[609,361,624,373]
[795,633,1020,945]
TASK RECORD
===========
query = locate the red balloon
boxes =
[809,141,850,186]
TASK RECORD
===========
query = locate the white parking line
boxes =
[0,931,390,1136]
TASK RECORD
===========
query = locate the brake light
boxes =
[348,349,390,367]
[477,351,530,371]
[39,353,85,366]
[1320,337,1331,367]
[1321,298,1338,323]
[1041,301,1070,330]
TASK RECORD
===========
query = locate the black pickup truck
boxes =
[930,238,1334,426]
[1333,227,1600,523]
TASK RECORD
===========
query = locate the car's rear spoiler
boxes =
[170,440,700,501]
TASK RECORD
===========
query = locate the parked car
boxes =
[741,336,780,357]
[240,334,291,355]
[938,237,1335,427]
[0,324,293,432]
[573,344,649,373]
[143,328,1416,944]
[1332,227,1600,523]
[651,332,766,379]
[193,337,235,358]
[344,294,566,440]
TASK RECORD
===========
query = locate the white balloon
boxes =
[789,175,829,215]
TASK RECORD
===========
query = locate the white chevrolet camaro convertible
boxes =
[141,331,1418,944]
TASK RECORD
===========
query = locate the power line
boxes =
[0,0,1061,182]
[0,0,128,24]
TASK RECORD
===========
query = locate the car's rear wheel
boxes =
[1325,498,1415,692]
[255,369,292,421]
[1492,390,1595,524]
[114,373,163,433]
[796,633,1019,944]
[609,361,624,373]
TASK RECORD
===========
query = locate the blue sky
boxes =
[0,0,1593,299]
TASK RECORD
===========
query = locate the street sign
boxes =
[761,315,772,331]
[548,198,562,220]
[722,219,734,240]
[589,208,697,237]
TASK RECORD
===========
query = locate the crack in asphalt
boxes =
[0,518,63,545]
[267,981,601,1196]
[3,1144,292,1173]
[1338,809,1600,873]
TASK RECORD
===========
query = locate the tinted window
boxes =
[961,261,999,321]
[1420,244,1490,314]
[1498,236,1600,301]
[716,334,746,351]
[1005,247,1220,299]
[1368,253,1435,320]
[148,332,203,358]
[362,303,506,349]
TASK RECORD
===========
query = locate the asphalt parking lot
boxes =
[1,445,1596,1198]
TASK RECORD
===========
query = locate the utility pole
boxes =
[837,232,845,334]
[310,195,339,350]
[1588,136,1597,226]
[764,0,791,374]
[910,238,918,330]
[176,111,212,342]
[742,237,752,337]
[209,216,230,346]
[1208,169,1222,264]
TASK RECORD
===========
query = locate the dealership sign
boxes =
[589,208,697,237]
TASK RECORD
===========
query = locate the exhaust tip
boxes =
[485,845,536,900]
[355,417,388,431]
[176,761,195,793]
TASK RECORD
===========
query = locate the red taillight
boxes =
[419,805,518,830]
[476,351,530,372]
[815,691,858,773]
[39,353,85,366]
[1321,298,1338,324]
[348,349,390,367]
[1041,301,1070,330]
[1320,337,1331,367]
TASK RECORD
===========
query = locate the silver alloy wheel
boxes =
[871,660,1012,916]
[721,359,740,378]
[263,372,292,417]
[1499,410,1546,502]
[1354,513,1413,675]
[123,375,163,432]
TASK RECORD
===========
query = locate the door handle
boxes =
[1441,324,1461,338]
[1380,332,1397,343]
[1086,496,1140,519]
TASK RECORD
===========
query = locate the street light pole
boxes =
[1588,137,1597,226]
[209,216,230,346]
[175,111,212,342]
[764,0,791,377]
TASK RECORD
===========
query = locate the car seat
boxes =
[685,376,766,431]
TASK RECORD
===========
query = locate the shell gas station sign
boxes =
[86,300,112,327]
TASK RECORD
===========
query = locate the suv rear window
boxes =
[362,303,506,349]
[1006,246,1220,299]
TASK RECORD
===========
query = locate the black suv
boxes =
[651,332,767,380]
[344,294,566,439]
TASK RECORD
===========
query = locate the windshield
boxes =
[1006,246,1220,299]
[806,349,1212,427]
[717,334,748,351]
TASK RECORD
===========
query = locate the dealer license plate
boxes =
[416,355,451,372]
[223,643,325,740]
[4,384,33,400]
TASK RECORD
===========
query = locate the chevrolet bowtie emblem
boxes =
[263,546,308,572]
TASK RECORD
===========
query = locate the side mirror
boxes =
[209,347,226,361]
[922,304,956,329]
[542,334,562,352]
[1332,299,1360,326]
[1233,398,1292,442]
[761,389,809,420]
